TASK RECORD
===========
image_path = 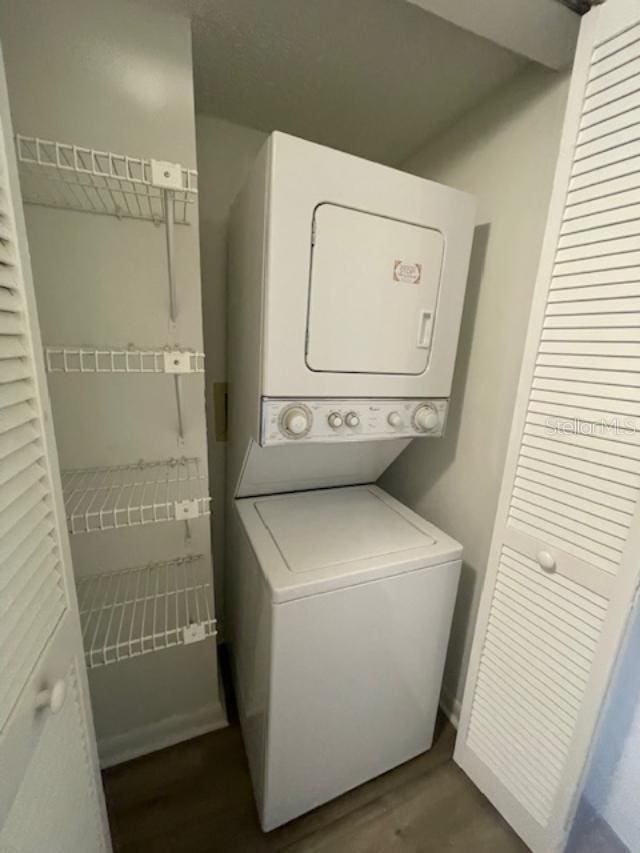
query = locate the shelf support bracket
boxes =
[174,373,185,445]
[164,188,177,329]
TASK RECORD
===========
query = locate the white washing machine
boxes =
[225,132,475,830]
[229,484,462,830]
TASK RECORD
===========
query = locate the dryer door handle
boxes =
[417,310,433,350]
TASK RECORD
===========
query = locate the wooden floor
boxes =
[103,714,528,852]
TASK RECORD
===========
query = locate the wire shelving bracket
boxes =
[44,346,204,374]
[61,457,210,534]
[21,136,215,661]
[77,554,217,668]
[16,135,198,224]
[45,347,204,446]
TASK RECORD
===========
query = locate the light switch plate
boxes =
[213,381,228,441]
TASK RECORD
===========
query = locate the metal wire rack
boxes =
[77,555,217,667]
[61,457,210,534]
[16,135,198,224]
[45,346,205,374]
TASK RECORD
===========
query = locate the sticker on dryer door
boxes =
[393,260,422,284]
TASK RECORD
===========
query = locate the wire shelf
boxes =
[45,346,205,374]
[16,135,198,224]
[77,555,216,667]
[61,457,210,534]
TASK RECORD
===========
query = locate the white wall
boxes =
[195,114,267,622]
[0,0,225,763]
[578,601,640,849]
[406,0,578,70]
[381,65,570,718]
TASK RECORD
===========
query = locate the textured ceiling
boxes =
[174,0,528,165]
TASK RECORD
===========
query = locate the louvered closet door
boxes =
[0,44,110,851]
[455,3,640,851]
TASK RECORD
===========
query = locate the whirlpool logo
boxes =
[393,260,422,284]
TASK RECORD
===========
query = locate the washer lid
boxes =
[235,485,462,603]
[256,487,434,573]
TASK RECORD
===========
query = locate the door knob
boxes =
[35,678,67,715]
[537,551,556,573]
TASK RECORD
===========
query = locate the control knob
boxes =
[414,404,439,433]
[327,412,343,429]
[345,412,360,428]
[280,405,311,438]
[387,411,403,428]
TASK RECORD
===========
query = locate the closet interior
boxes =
[2,2,640,852]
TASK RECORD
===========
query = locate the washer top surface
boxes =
[255,487,435,573]
[235,484,462,603]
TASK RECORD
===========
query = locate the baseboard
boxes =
[98,702,228,768]
[440,686,461,729]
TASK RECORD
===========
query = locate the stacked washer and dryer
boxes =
[226,133,475,830]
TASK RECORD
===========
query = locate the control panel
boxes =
[261,398,448,445]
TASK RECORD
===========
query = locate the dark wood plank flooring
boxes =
[103,713,529,852]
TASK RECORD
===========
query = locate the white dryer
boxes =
[225,132,474,830]
[229,485,461,831]
[227,132,476,498]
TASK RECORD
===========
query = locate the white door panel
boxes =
[305,204,444,375]
[455,3,640,851]
[0,661,106,853]
[0,42,109,850]
[0,619,79,822]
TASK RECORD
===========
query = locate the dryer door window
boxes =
[306,203,444,375]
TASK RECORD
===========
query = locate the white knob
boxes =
[281,406,310,437]
[345,412,360,428]
[537,550,556,572]
[388,412,403,428]
[35,678,67,715]
[328,412,343,429]
[414,404,439,433]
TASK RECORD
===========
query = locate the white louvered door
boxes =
[455,3,640,851]
[0,44,110,852]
